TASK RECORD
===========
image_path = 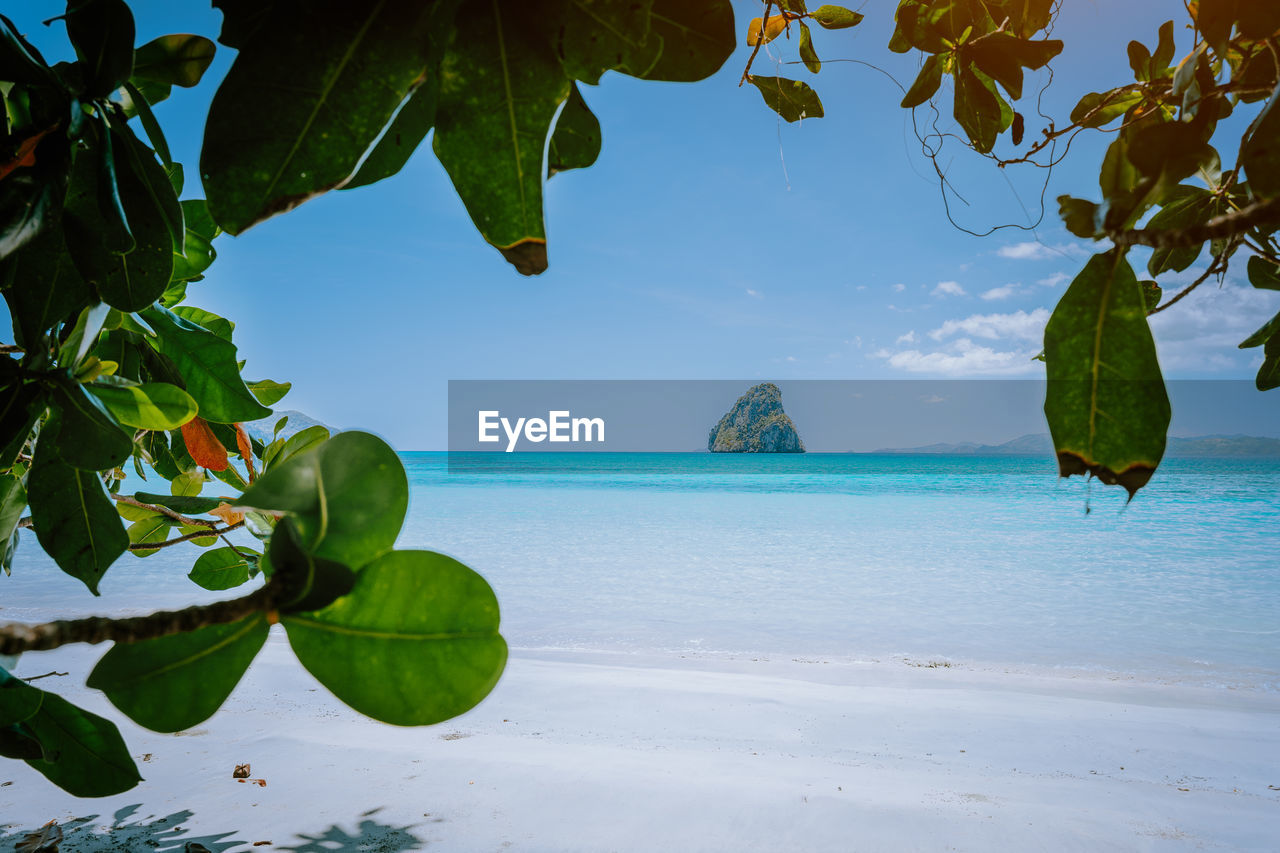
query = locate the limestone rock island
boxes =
[708,383,805,453]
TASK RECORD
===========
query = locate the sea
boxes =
[4,452,1279,691]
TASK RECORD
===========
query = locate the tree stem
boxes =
[0,587,273,655]
[1112,197,1280,249]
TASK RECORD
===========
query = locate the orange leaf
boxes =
[0,126,56,183]
[210,502,245,526]
[234,422,256,482]
[747,14,792,46]
[181,417,229,471]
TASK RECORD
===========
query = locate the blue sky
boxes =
[9,1,1279,448]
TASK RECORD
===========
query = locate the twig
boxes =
[739,0,776,86]
[111,493,218,528]
[1148,239,1237,315]
[0,344,22,355]
[129,521,244,551]
[0,587,272,655]
[20,670,68,681]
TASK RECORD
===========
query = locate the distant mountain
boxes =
[708,383,805,453]
[873,433,1280,457]
[241,410,332,444]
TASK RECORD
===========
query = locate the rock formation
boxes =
[708,383,805,452]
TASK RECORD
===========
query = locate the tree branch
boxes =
[739,0,776,87]
[1112,196,1280,249]
[128,521,244,551]
[111,493,218,528]
[0,587,272,655]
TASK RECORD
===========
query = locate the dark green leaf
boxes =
[1248,255,1280,291]
[64,0,136,98]
[188,545,258,590]
[0,14,56,85]
[1241,83,1280,199]
[900,54,943,108]
[1128,121,1215,184]
[122,81,171,168]
[126,515,168,556]
[138,304,271,423]
[0,676,43,727]
[1139,279,1162,311]
[172,305,233,341]
[1145,186,1213,275]
[132,491,224,514]
[749,75,824,123]
[269,518,355,612]
[809,5,863,29]
[953,64,1003,153]
[0,474,26,560]
[1238,310,1280,349]
[236,431,407,569]
[88,614,268,732]
[202,0,456,234]
[799,23,821,73]
[28,433,128,594]
[47,379,133,471]
[0,372,43,469]
[556,0,658,84]
[343,81,437,191]
[1127,40,1151,82]
[130,33,216,101]
[638,0,735,82]
[1257,334,1280,391]
[62,116,134,260]
[1,217,96,353]
[21,687,142,796]
[548,83,602,177]
[1099,135,1139,202]
[1151,20,1175,75]
[283,549,506,726]
[87,382,197,430]
[1043,251,1170,498]
[432,1,568,276]
[1070,87,1143,128]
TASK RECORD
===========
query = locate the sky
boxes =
[8,1,1280,448]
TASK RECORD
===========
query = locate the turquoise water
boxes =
[4,452,1279,690]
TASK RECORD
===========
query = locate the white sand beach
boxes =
[3,631,1278,852]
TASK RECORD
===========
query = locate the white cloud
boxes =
[932,280,966,297]
[980,284,1018,300]
[1037,272,1070,288]
[785,355,799,363]
[919,394,946,404]
[875,338,1043,376]
[745,288,762,298]
[929,308,1050,343]
[892,283,906,293]
[896,330,917,345]
[997,241,1089,261]
[1148,278,1280,371]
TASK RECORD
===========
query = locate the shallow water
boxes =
[5,452,1278,690]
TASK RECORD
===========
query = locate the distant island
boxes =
[873,433,1280,458]
[708,383,805,453]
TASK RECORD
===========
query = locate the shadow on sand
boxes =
[0,804,426,852]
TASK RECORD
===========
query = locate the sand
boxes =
[2,631,1278,852]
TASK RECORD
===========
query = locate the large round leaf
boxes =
[88,614,268,733]
[283,550,506,726]
[87,382,197,430]
[236,431,408,569]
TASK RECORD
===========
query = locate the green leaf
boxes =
[798,23,821,73]
[123,82,171,168]
[202,0,456,234]
[21,687,142,796]
[809,5,863,29]
[171,199,221,282]
[263,424,330,470]
[0,475,26,564]
[87,382,197,430]
[62,116,133,261]
[1043,251,1170,498]
[432,1,569,276]
[548,83,602,178]
[1099,135,1139,202]
[901,54,943,108]
[28,434,128,594]
[126,515,169,557]
[1241,83,1280,199]
[1127,40,1151,82]
[87,614,268,733]
[555,0,658,84]
[1238,310,1280,349]
[269,518,355,612]
[1070,87,1143,128]
[1150,20,1175,75]
[130,34,216,103]
[188,545,258,590]
[132,491,224,514]
[638,0,735,82]
[172,306,233,341]
[56,302,111,369]
[1257,334,1280,391]
[47,379,133,471]
[1248,256,1280,291]
[1,214,96,354]
[1139,279,1162,311]
[749,75,824,123]
[0,373,44,470]
[0,14,56,85]
[953,64,1003,153]
[64,0,136,98]
[343,81,437,190]
[246,379,291,407]
[138,304,271,424]
[0,677,42,727]
[283,549,506,726]
[237,431,407,569]
[1144,186,1213,276]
